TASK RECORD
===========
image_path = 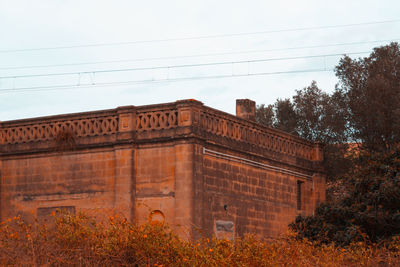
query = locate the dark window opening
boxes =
[297,181,304,210]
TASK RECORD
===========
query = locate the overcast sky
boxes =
[1,0,400,121]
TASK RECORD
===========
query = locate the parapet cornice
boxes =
[0,100,323,169]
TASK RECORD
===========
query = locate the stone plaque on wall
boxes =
[214,220,235,240]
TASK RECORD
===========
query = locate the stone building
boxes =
[0,99,325,239]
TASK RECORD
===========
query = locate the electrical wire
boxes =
[0,68,334,94]
[1,19,399,53]
[1,38,397,71]
[0,51,368,80]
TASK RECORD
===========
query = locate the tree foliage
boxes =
[290,148,400,246]
[256,81,348,144]
[256,42,400,149]
[257,42,400,245]
[274,98,298,134]
[335,42,400,152]
[256,81,350,182]
[255,103,274,127]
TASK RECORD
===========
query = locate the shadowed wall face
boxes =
[199,147,323,239]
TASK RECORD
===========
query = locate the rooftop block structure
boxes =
[0,99,325,239]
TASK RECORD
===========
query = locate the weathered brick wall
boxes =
[0,147,133,221]
[0,106,136,222]
[200,147,317,238]
[0,99,325,240]
[189,103,324,239]
[134,142,194,237]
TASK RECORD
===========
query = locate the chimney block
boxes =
[236,99,256,121]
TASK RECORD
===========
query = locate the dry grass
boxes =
[0,212,399,266]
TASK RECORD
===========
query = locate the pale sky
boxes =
[1,0,399,121]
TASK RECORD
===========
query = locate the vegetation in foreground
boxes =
[0,212,399,266]
[257,42,400,247]
[290,147,400,247]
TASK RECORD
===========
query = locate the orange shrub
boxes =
[0,212,398,266]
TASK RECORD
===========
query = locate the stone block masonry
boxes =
[0,99,325,240]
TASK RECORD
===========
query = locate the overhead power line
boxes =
[1,19,399,53]
[1,38,398,71]
[0,68,333,94]
[0,51,369,80]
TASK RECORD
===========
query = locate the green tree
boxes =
[255,81,350,182]
[335,42,400,152]
[290,148,400,246]
[293,81,328,142]
[274,98,298,134]
[290,42,400,246]
[255,104,274,127]
[255,81,348,145]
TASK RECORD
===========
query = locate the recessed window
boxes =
[297,181,304,210]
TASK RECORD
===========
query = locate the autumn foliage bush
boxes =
[0,211,399,266]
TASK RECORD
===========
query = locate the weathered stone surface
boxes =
[0,99,325,239]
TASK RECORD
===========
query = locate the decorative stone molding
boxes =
[136,109,178,131]
[0,100,320,165]
[0,114,118,145]
[199,106,314,161]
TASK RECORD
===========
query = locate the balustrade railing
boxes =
[0,102,314,161]
[136,109,178,131]
[0,114,118,145]
[199,107,314,160]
